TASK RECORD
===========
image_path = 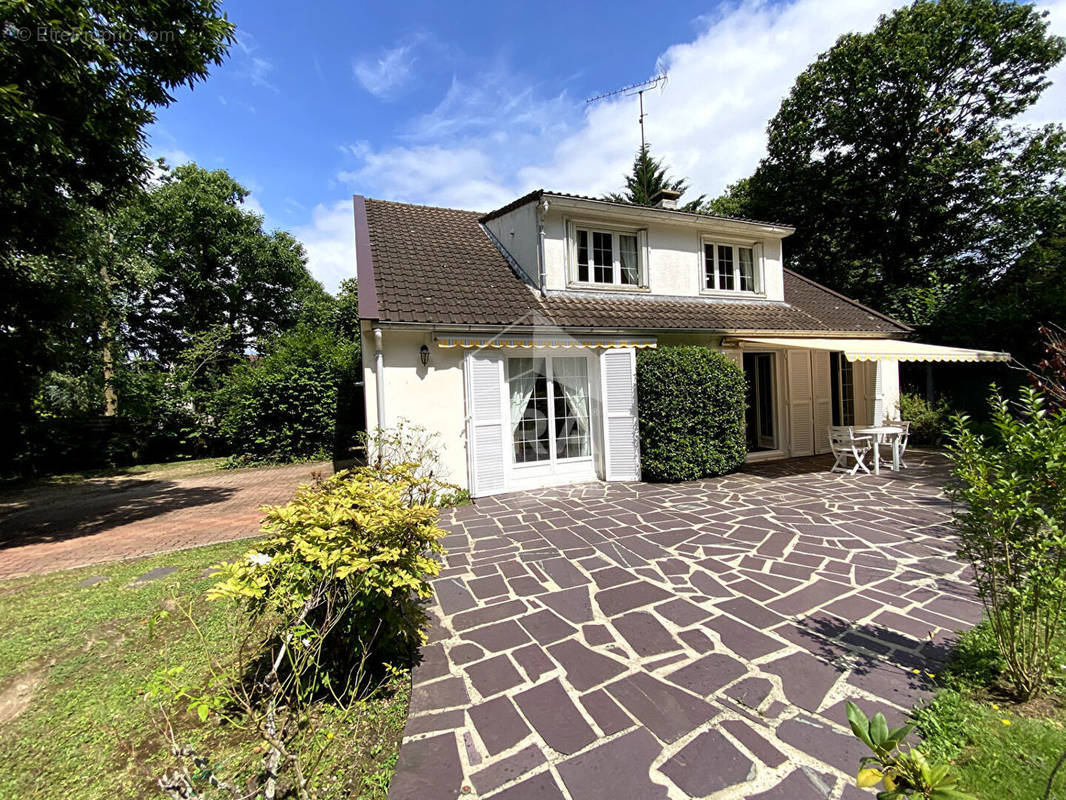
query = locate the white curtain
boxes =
[554,358,590,456]
[508,359,536,434]
[619,235,639,285]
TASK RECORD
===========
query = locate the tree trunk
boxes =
[100,260,117,417]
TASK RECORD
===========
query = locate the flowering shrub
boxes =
[209,464,447,674]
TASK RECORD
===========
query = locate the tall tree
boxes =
[120,163,324,372]
[0,0,234,473]
[605,144,705,211]
[722,0,1066,333]
[0,0,234,257]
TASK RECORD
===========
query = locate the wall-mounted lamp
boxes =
[419,344,430,367]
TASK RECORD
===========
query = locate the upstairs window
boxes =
[576,227,641,286]
[704,242,757,293]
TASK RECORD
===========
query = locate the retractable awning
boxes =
[435,334,658,349]
[728,337,1011,363]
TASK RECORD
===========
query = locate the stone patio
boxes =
[388,452,981,800]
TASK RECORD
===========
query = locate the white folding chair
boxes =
[828,426,873,475]
[878,419,910,469]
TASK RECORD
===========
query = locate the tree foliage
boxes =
[120,163,322,368]
[605,144,705,211]
[0,0,234,474]
[0,0,233,258]
[218,289,362,466]
[719,0,1066,335]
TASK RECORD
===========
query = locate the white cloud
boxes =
[336,0,910,210]
[304,0,1066,294]
[234,34,277,92]
[338,0,1066,210]
[353,35,426,98]
[292,200,355,293]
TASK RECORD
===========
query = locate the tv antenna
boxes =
[586,72,667,152]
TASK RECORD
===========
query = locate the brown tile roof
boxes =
[360,197,542,325]
[357,196,909,334]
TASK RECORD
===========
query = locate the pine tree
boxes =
[604,144,705,211]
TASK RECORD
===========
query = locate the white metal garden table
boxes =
[852,425,905,475]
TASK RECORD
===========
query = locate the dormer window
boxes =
[704,240,760,293]
[572,225,644,287]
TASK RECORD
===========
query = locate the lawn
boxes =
[912,624,1066,800]
[0,540,409,799]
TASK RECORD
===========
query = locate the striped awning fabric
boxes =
[435,334,658,349]
[729,337,1011,363]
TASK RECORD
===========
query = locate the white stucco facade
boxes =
[485,195,790,303]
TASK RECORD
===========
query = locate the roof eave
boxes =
[353,195,380,320]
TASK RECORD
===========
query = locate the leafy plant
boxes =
[218,319,360,465]
[636,346,747,482]
[946,386,1066,700]
[899,392,954,446]
[360,420,468,506]
[846,701,974,799]
[209,464,447,675]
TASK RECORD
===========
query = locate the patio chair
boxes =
[828,426,873,475]
[877,419,910,469]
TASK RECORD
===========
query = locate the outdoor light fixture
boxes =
[419,344,430,367]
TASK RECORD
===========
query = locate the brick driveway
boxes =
[0,461,331,578]
[389,452,981,800]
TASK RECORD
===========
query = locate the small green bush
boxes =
[636,346,746,482]
[899,391,954,445]
[946,386,1066,700]
[209,464,447,676]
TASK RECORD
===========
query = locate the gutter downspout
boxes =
[373,326,385,431]
[536,199,550,298]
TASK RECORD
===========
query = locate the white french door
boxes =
[506,354,596,490]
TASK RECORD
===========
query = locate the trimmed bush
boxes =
[636,346,747,482]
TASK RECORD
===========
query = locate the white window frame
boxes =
[506,354,595,469]
[701,237,763,295]
[567,219,648,289]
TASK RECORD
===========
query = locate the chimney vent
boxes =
[650,188,682,209]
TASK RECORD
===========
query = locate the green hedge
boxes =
[218,323,360,464]
[636,346,747,482]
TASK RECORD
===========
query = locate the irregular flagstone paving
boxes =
[388,453,981,800]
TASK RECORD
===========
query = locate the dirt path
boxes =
[0,461,332,579]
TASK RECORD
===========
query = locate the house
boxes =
[354,189,1009,497]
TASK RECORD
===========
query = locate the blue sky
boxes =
[148,0,1066,292]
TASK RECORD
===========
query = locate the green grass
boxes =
[0,542,409,799]
[911,623,1066,800]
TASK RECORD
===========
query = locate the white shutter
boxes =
[872,360,886,425]
[465,351,506,497]
[600,348,640,481]
[788,350,814,457]
[811,350,833,454]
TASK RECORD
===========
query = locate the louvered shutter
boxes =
[788,350,815,457]
[600,348,640,481]
[465,351,506,497]
[811,350,833,454]
[871,360,886,425]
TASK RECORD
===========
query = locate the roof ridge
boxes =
[365,196,484,216]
